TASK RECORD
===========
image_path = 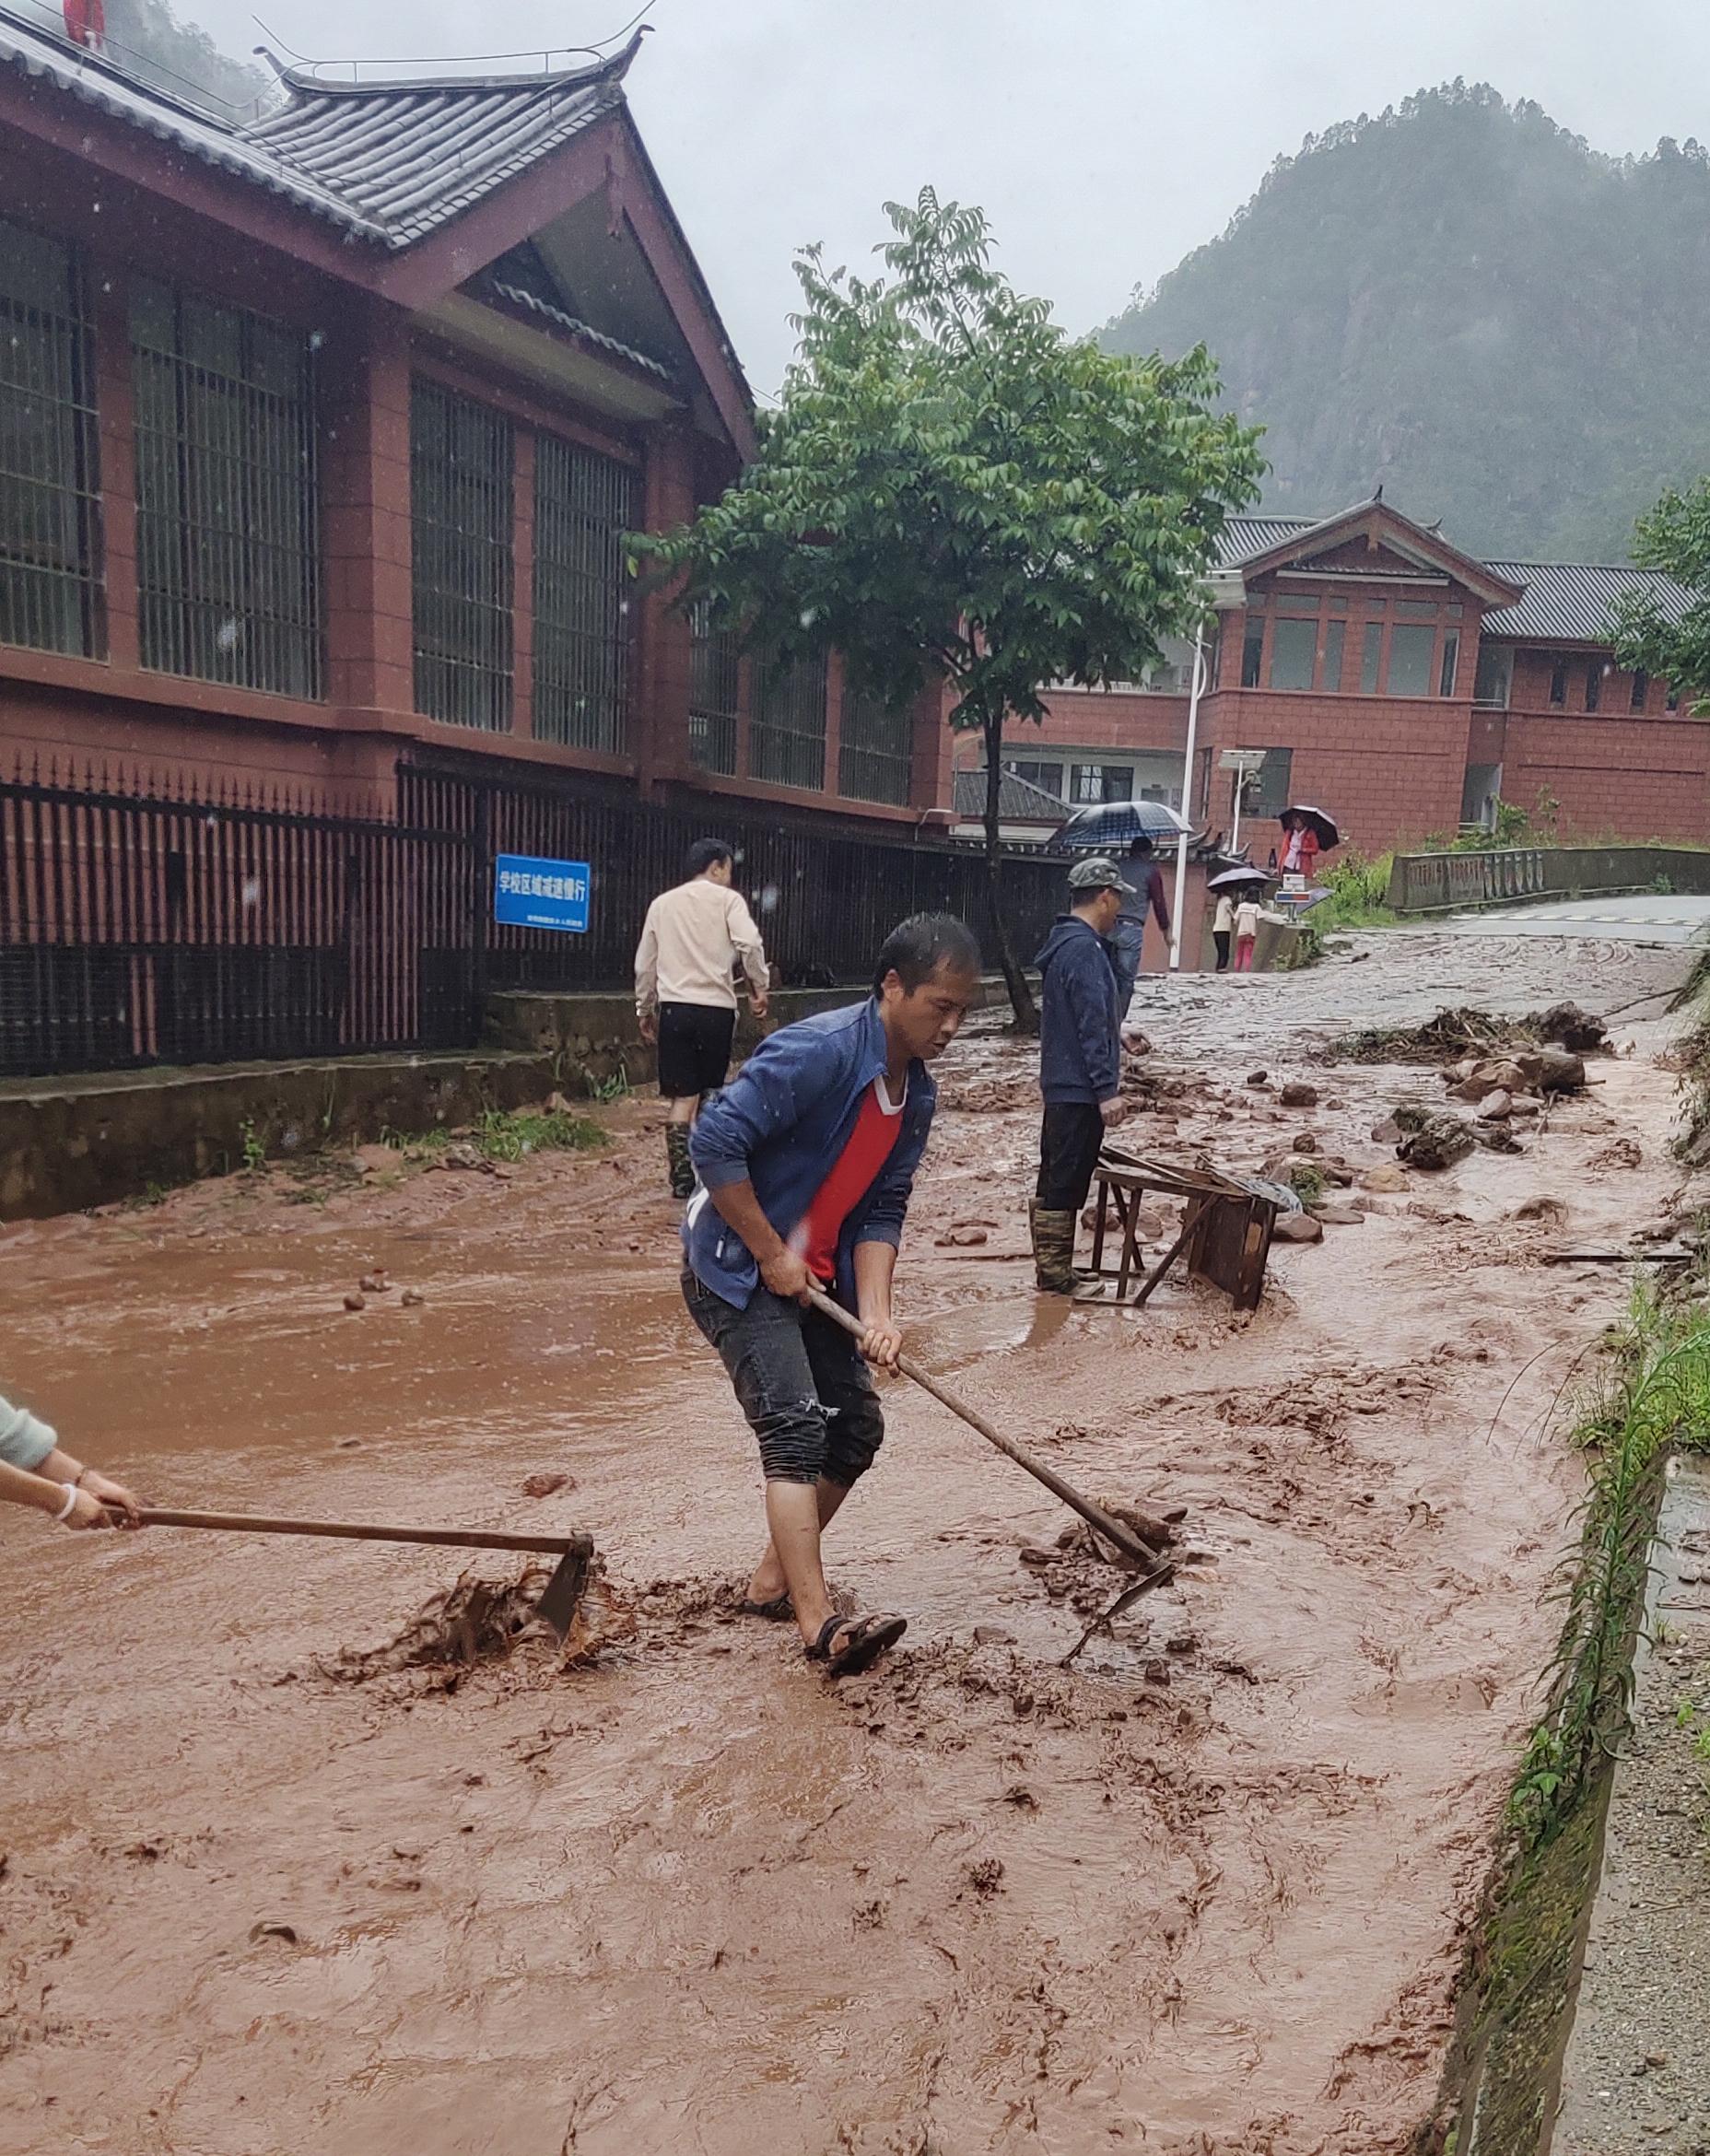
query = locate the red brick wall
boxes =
[1503,713,1710,841]
[1506,645,1670,718]
[1199,688,1473,855]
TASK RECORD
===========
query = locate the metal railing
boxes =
[750,650,827,792]
[838,685,914,806]
[687,599,739,776]
[1388,844,1710,913]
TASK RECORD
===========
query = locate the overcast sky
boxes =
[190,0,1710,394]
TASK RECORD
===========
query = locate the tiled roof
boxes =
[953,768,1069,821]
[0,8,637,249]
[488,281,673,381]
[1482,559,1696,643]
[1215,513,1317,566]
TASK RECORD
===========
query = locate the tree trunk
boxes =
[982,709,1039,1034]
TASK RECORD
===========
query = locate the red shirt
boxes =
[796,1076,908,1283]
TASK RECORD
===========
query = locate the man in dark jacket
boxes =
[1031,856,1131,1293]
[683,911,981,1678]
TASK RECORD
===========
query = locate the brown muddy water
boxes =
[0,932,1693,2155]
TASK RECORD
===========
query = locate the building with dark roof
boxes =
[947,497,1706,852]
[0,6,936,828]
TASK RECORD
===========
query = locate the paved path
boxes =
[1437,893,1710,946]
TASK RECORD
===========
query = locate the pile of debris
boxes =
[1333,1001,1609,1067]
[1364,1039,1592,1171]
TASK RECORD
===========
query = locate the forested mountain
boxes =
[1103,83,1710,561]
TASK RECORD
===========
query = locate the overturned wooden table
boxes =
[1088,1146,1280,1310]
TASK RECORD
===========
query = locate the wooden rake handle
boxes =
[130,1508,592,1558]
[802,1286,1165,1568]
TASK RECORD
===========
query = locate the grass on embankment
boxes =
[1424,1272,1710,2151]
[383,1106,607,1166]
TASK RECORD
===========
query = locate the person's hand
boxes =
[1099,1096,1127,1128]
[80,1470,141,1524]
[858,1315,903,1371]
[638,1012,657,1045]
[60,1486,119,1530]
[751,991,769,1023]
[760,1247,812,1304]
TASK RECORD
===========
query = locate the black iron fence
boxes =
[0,755,1062,1080]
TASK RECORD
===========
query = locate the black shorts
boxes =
[657,1002,736,1099]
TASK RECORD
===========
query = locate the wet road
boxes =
[0,929,1696,2156]
[1438,893,1710,945]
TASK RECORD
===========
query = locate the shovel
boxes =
[123,1508,594,1643]
[802,1285,1172,1577]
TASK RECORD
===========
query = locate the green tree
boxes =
[1612,479,1710,710]
[635,189,1264,1026]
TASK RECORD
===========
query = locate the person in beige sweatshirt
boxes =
[2,1388,142,1529]
[635,838,770,1196]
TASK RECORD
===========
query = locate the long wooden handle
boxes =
[802,1287,1164,1567]
[132,1508,592,1558]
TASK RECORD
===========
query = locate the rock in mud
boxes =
[351,1143,396,1178]
[1361,1163,1411,1193]
[1273,1212,1325,1244]
[1279,1081,1320,1107]
[936,1225,988,1248]
[1370,1116,1402,1145]
[359,1271,391,1294]
[1398,1115,1476,1171]
[1477,1090,1514,1121]
[1536,1046,1587,1093]
[521,1471,573,1499]
[1530,1001,1609,1054]
[1515,1195,1566,1223]
[343,1292,366,1313]
[400,1288,426,1307]
[1247,1070,1270,1087]
[1315,1204,1365,1226]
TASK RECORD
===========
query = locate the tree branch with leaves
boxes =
[1612,479,1710,713]
[633,187,1265,1027]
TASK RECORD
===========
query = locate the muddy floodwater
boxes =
[0,930,1692,2154]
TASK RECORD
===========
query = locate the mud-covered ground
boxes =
[0,930,1696,2156]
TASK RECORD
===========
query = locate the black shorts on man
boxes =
[657,1001,737,1099]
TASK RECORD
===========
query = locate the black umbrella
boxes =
[1047,799,1190,855]
[1280,804,1340,850]
[1205,865,1272,892]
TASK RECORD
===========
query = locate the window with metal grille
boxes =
[532,431,635,752]
[131,279,320,697]
[0,217,103,659]
[1631,668,1649,711]
[1072,763,1134,803]
[838,682,914,804]
[410,381,513,731]
[751,650,826,791]
[687,597,739,775]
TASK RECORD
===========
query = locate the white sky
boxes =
[188,0,1710,395]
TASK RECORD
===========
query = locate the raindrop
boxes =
[308,329,325,350]
[91,201,100,213]
[757,884,779,914]
[240,878,261,909]
[799,608,817,629]
[216,620,242,652]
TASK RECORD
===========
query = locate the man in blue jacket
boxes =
[1031,856,1131,1294]
[683,912,981,1679]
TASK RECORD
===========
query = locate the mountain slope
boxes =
[1103,83,1710,560]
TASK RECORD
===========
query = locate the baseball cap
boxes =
[1067,855,1136,896]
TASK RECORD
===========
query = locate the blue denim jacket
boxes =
[684,998,937,1309]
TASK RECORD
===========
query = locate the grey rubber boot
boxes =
[665,1123,695,1200]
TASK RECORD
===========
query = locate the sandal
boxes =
[739,1591,792,1621]
[806,1611,908,1679]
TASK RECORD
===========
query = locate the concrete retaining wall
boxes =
[1388,844,1710,914]
[0,1050,558,1223]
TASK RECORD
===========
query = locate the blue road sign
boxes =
[494,853,591,933]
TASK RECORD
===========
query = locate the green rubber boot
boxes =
[1031,1207,1078,1295]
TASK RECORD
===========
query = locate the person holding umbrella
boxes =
[1108,837,1171,1014]
[1205,865,1271,973]
[1279,805,1340,878]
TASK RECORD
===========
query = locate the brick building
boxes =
[0,9,941,824]
[943,498,1704,856]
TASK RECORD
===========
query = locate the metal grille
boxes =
[411,381,514,731]
[687,597,739,775]
[838,683,914,805]
[0,760,476,1077]
[0,217,104,659]
[532,432,635,752]
[751,650,826,791]
[401,753,1063,998]
[131,280,321,697]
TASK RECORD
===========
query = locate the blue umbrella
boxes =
[1047,799,1190,855]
